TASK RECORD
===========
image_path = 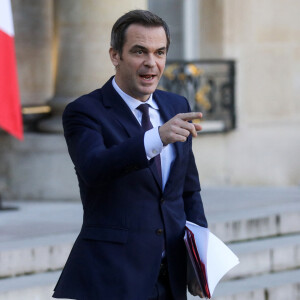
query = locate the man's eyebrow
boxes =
[130,45,148,51]
[130,45,167,51]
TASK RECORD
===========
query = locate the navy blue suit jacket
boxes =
[53,77,207,300]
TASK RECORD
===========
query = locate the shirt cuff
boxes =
[144,127,163,160]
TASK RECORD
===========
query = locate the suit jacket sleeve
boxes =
[62,99,149,187]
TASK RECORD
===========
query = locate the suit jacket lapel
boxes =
[101,78,143,138]
[101,78,162,190]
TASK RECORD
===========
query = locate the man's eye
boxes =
[157,51,165,56]
[136,50,143,54]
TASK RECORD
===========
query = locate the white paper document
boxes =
[185,220,240,297]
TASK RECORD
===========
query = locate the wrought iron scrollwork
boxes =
[159,60,235,133]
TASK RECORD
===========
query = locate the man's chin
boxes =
[135,89,156,101]
[141,88,156,97]
[140,83,158,94]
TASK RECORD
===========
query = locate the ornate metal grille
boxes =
[158,60,235,133]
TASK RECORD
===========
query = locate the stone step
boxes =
[225,233,300,280]
[1,268,300,300]
[1,196,300,278]
[188,268,300,300]
[0,271,58,300]
[2,233,299,285]
[0,234,300,280]
[0,233,76,278]
[205,196,300,243]
[2,229,300,281]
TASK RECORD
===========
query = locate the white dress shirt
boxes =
[112,78,175,189]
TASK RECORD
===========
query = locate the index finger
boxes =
[178,112,203,121]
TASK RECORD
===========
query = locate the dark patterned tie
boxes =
[137,104,162,186]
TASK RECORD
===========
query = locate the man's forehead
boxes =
[124,24,167,45]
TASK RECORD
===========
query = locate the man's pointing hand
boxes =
[159,112,203,146]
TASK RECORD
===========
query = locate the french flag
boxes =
[0,0,23,140]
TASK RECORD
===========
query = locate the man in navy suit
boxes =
[53,9,207,300]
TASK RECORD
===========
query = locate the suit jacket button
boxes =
[160,197,164,204]
[156,229,163,236]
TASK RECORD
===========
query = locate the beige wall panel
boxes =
[194,123,300,186]
[199,0,224,58]
[241,46,295,121]
[222,0,300,122]
[222,0,256,47]
[193,134,228,185]
[12,0,54,105]
[226,127,300,186]
[253,0,300,44]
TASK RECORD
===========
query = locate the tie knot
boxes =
[137,103,150,115]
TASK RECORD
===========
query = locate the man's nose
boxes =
[144,54,156,67]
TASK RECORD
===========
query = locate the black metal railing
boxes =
[159,59,235,133]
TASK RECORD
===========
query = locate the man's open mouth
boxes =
[140,75,155,80]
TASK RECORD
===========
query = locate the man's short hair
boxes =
[111,9,170,56]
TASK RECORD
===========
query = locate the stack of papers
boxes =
[184,221,239,298]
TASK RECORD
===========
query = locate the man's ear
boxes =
[109,47,120,67]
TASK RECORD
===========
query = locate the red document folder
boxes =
[184,221,239,298]
[184,226,211,298]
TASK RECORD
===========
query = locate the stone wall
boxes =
[192,0,300,186]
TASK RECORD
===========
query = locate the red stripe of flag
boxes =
[0,22,23,140]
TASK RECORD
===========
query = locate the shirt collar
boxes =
[112,77,159,112]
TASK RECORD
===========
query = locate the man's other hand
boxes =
[187,256,205,298]
[159,112,203,146]
[188,278,205,298]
